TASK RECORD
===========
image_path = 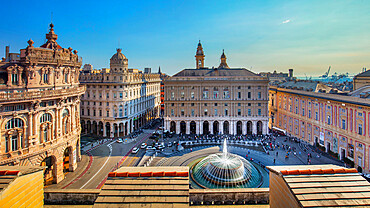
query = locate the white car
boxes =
[117,139,123,143]
[168,142,173,147]
[146,146,155,151]
[141,143,147,149]
[131,147,139,154]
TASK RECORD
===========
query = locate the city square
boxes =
[0,1,370,207]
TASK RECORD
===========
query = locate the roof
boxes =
[355,70,370,78]
[349,85,370,98]
[278,81,319,91]
[0,166,44,194]
[172,68,258,77]
[93,166,190,208]
[267,165,370,208]
[110,48,127,62]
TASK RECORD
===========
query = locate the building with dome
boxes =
[0,23,85,184]
[164,42,269,135]
[79,49,161,137]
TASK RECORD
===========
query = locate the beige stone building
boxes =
[164,42,269,135]
[353,69,370,91]
[269,82,370,173]
[79,49,161,137]
[0,23,85,184]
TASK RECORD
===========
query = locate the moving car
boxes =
[146,146,155,151]
[117,138,123,143]
[141,143,147,149]
[131,147,139,154]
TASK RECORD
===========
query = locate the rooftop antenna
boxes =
[51,12,53,23]
[118,39,120,49]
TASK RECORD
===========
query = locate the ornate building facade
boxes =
[269,84,370,173]
[0,24,85,184]
[164,42,269,135]
[79,49,161,137]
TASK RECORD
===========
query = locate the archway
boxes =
[223,121,229,135]
[113,123,118,137]
[213,121,219,135]
[247,121,252,135]
[236,121,242,135]
[106,123,111,137]
[41,156,57,185]
[125,122,128,136]
[98,121,103,136]
[180,121,186,134]
[203,121,209,135]
[63,147,73,174]
[257,121,263,135]
[92,121,97,135]
[119,123,124,137]
[87,120,91,134]
[81,120,86,134]
[170,121,176,133]
[190,121,196,134]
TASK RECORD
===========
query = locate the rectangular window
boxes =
[106,111,109,117]
[247,92,251,99]
[248,109,251,116]
[315,112,318,120]
[203,90,209,99]
[214,91,219,99]
[82,109,84,115]
[358,124,363,135]
[114,93,117,98]
[171,92,175,99]
[258,92,261,99]
[191,109,195,117]
[238,92,241,99]
[342,119,346,129]
[258,109,261,116]
[214,109,218,116]
[308,110,311,118]
[181,109,184,116]
[223,90,230,99]
[191,92,194,99]
[99,110,102,117]
[171,109,174,116]
[106,93,109,98]
[225,109,228,116]
[238,109,241,116]
[120,93,123,98]
[327,115,331,125]
[181,91,185,99]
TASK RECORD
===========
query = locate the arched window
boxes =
[119,105,123,117]
[5,118,25,152]
[62,109,70,134]
[40,113,52,143]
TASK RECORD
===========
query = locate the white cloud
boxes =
[282,19,291,24]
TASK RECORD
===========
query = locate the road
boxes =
[67,129,155,189]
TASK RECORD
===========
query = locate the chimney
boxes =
[289,69,293,78]
[5,46,9,60]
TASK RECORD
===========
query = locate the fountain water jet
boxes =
[190,138,263,189]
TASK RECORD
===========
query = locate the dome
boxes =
[110,48,127,61]
[110,48,128,69]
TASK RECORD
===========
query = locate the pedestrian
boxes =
[276,152,278,157]
[273,158,276,164]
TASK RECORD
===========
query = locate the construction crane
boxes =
[320,66,331,78]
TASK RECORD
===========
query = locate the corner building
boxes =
[269,83,370,173]
[79,49,161,137]
[164,42,269,135]
[0,24,85,184]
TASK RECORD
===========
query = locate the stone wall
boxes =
[189,188,269,206]
[44,189,100,205]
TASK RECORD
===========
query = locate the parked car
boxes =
[168,142,173,147]
[141,143,147,149]
[157,144,165,150]
[117,139,123,143]
[131,147,139,154]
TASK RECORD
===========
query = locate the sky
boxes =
[0,0,369,76]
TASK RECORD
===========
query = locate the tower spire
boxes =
[195,40,205,69]
[218,49,229,69]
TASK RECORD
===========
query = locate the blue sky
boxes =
[1,0,369,76]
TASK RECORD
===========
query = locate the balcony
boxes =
[0,86,86,103]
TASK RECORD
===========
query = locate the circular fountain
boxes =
[190,139,263,189]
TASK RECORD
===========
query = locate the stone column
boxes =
[196,121,200,135]
[103,123,107,137]
[252,121,257,135]
[186,121,190,135]
[18,68,23,85]
[110,122,114,138]
[230,121,234,135]
[200,121,203,135]
[220,121,224,134]
[209,121,213,135]
[176,121,180,134]
[263,120,269,135]
[242,121,247,135]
